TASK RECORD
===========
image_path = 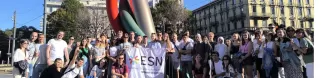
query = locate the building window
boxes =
[300,21,304,28]
[280,7,284,15]
[298,0,301,5]
[262,6,265,13]
[290,7,294,15]
[307,8,311,16]
[254,20,258,26]
[253,5,256,12]
[306,0,310,4]
[282,20,286,25]
[309,21,313,28]
[233,0,236,5]
[271,6,275,14]
[279,0,283,5]
[262,20,267,27]
[228,23,230,31]
[260,0,264,2]
[50,7,53,12]
[240,7,244,12]
[291,21,295,26]
[234,22,237,29]
[298,8,302,16]
[241,20,245,28]
[289,0,292,5]
[270,0,274,4]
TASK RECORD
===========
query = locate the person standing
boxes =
[239,31,254,78]
[253,31,265,78]
[13,39,29,78]
[171,33,181,78]
[27,32,38,78]
[134,36,143,48]
[161,33,176,78]
[292,29,310,78]
[276,28,303,78]
[192,34,206,62]
[179,34,194,78]
[141,36,149,48]
[214,37,228,59]
[129,31,136,43]
[79,38,91,76]
[46,31,69,67]
[119,33,133,50]
[148,33,162,49]
[32,34,48,78]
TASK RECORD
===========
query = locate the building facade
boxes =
[192,0,314,38]
[42,0,112,37]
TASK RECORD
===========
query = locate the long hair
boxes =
[162,33,172,49]
[241,31,252,45]
[19,39,29,49]
[222,55,233,72]
[276,28,291,43]
[80,38,89,49]
[232,33,242,44]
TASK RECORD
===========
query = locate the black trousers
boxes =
[303,66,308,78]
[165,55,175,78]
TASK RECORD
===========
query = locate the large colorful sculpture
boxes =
[106,0,156,36]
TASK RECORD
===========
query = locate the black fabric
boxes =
[13,60,28,74]
[230,43,240,55]
[40,65,63,78]
[240,53,254,66]
[256,58,266,78]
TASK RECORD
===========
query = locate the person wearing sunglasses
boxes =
[222,55,235,78]
[91,38,106,66]
[13,39,29,78]
[111,53,129,78]
[118,33,133,50]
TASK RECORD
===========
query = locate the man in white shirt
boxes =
[62,42,84,78]
[209,52,225,78]
[180,31,194,43]
[119,34,133,50]
[28,32,38,78]
[148,33,162,49]
[46,31,69,67]
[178,34,194,78]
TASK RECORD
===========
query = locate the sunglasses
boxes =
[70,39,74,40]
[23,42,28,44]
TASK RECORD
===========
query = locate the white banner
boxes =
[126,48,166,78]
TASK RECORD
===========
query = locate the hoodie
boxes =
[214,37,228,59]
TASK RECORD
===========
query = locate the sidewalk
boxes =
[0,64,12,72]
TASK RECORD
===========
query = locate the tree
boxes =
[151,0,191,34]
[0,30,10,62]
[47,0,86,41]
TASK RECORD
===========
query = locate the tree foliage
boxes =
[151,0,191,33]
[47,0,86,41]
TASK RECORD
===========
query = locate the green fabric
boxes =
[303,38,314,63]
[79,48,89,58]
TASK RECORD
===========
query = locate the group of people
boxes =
[12,23,313,78]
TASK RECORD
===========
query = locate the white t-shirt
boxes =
[61,64,83,78]
[47,39,68,62]
[209,60,224,78]
[178,41,194,61]
[13,49,29,74]
[253,42,264,58]
[148,41,162,49]
[119,42,133,50]
[214,44,227,59]
[90,65,105,77]
[109,46,118,57]
[36,44,48,64]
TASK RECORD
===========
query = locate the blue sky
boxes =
[0,0,211,31]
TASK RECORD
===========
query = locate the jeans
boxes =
[180,61,192,78]
[83,56,89,76]
[32,64,47,78]
[29,64,34,77]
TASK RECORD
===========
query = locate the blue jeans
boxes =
[32,64,47,78]
[83,56,89,76]
[29,64,33,77]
